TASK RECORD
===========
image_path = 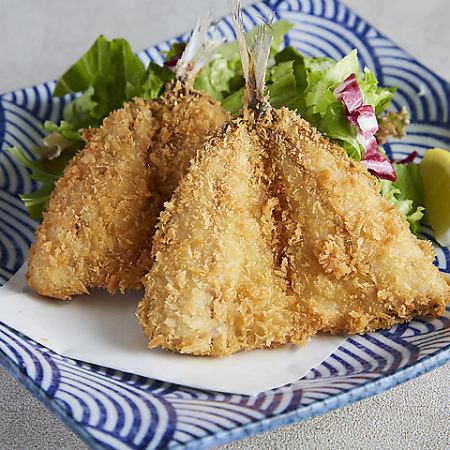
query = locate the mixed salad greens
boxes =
[10,20,424,233]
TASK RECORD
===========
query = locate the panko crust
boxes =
[27,86,229,300]
[138,121,298,356]
[27,99,159,299]
[138,106,448,356]
[258,107,449,336]
[148,82,230,201]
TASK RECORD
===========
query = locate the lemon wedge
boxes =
[421,148,450,246]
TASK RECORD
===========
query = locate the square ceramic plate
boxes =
[0,0,449,448]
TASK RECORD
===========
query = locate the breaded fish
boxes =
[138,118,296,356]
[257,107,449,337]
[27,100,159,299]
[27,17,229,299]
[138,8,302,355]
[138,6,448,356]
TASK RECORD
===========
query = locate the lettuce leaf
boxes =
[8,138,84,221]
[26,120,84,163]
[221,88,245,115]
[194,20,293,103]
[137,62,173,100]
[357,68,395,115]
[54,35,172,129]
[272,47,307,113]
[380,162,425,235]
[265,48,367,159]
[298,50,395,161]
[54,35,145,96]
[43,120,83,141]
[220,58,301,115]
[318,102,361,159]
[393,162,424,209]
[18,184,55,221]
[305,50,359,115]
[194,54,239,101]
[7,147,59,220]
[54,35,147,126]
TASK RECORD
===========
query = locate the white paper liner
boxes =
[0,265,346,395]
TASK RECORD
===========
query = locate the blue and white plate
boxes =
[0,0,449,448]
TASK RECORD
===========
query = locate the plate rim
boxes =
[1,341,449,449]
[0,0,449,448]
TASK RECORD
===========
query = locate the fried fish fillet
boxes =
[138,105,449,356]
[138,12,305,355]
[25,15,229,300]
[138,8,448,355]
[258,107,449,337]
[138,119,295,355]
[27,100,158,299]
[26,14,229,300]
[26,85,228,299]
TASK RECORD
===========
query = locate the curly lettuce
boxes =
[10,21,422,232]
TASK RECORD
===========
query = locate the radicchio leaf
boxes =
[335,74,396,181]
[334,73,362,113]
[395,151,418,164]
[355,134,395,181]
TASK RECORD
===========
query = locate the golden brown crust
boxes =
[257,107,449,336]
[148,82,230,201]
[27,100,159,299]
[138,121,297,356]
[138,105,449,356]
[27,86,229,300]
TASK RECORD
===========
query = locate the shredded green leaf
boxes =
[357,68,396,116]
[10,22,421,233]
[194,20,293,104]
[7,147,58,220]
[305,50,359,115]
[54,35,172,129]
[54,35,146,127]
[43,120,83,141]
[380,162,425,235]
[19,184,55,221]
[136,62,174,100]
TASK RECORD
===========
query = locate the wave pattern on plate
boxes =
[0,0,449,448]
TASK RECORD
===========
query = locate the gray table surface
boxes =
[0,1,449,449]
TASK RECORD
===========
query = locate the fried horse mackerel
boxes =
[26,16,229,299]
[137,9,449,356]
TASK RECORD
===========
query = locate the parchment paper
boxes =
[0,265,346,395]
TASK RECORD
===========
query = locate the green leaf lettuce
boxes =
[380,162,425,235]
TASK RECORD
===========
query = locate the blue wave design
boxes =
[0,0,449,449]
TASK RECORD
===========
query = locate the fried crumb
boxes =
[27,85,229,300]
[137,106,449,356]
